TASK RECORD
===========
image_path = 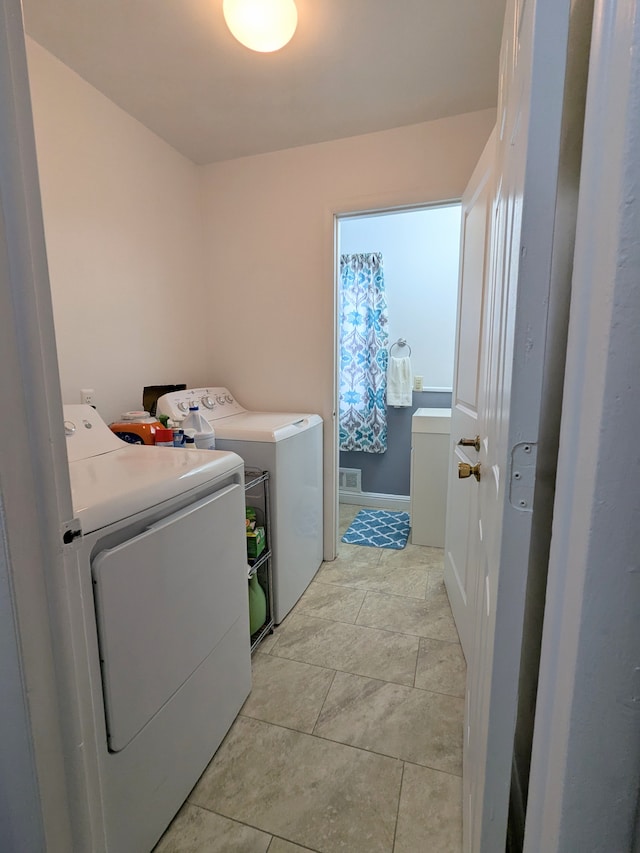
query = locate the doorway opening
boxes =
[335,202,462,554]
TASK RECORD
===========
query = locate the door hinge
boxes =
[61,518,83,546]
[509,442,537,511]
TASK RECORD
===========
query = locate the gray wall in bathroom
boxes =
[339,390,452,496]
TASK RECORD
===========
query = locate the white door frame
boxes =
[330,196,461,554]
[0,1,79,848]
[524,1,640,849]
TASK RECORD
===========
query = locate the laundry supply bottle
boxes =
[154,428,175,447]
[170,420,185,447]
[109,411,163,445]
[248,573,267,635]
[181,404,216,450]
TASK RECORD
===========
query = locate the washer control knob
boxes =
[201,395,215,409]
[64,420,76,436]
[177,401,188,413]
[216,394,226,405]
[225,394,234,404]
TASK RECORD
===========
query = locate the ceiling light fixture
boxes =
[223,0,298,53]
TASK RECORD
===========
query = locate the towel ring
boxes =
[390,338,412,357]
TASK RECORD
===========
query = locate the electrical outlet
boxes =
[80,388,95,406]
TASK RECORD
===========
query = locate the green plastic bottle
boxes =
[248,574,266,635]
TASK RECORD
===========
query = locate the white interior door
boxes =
[444,130,495,660]
[463,0,575,849]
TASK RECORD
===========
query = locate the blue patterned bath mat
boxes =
[342,509,410,550]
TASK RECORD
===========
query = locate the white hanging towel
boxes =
[387,356,413,407]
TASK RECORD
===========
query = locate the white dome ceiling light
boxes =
[223,0,298,53]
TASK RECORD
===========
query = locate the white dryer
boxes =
[63,405,251,853]
[157,388,323,623]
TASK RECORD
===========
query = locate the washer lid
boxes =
[64,403,126,462]
[69,446,243,534]
[213,411,323,442]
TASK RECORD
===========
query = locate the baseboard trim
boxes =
[339,490,410,511]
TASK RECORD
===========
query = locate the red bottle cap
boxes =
[154,428,174,444]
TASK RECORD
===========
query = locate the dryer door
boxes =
[92,482,246,752]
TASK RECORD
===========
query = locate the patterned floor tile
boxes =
[414,638,466,697]
[315,560,428,599]
[270,612,419,685]
[394,762,462,852]
[153,803,271,853]
[241,652,335,733]
[314,671,463,776]
[189,716,402,853]
[356,589,459,642]
[294,581,366,623]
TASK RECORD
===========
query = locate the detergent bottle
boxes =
[180,403,216,450]
[109,411,163,445]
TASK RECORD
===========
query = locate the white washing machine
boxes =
[157,388,323,623]
[63,405,251,853]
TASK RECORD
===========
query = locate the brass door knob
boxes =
[459,462,481,482]
[458,435,481,452]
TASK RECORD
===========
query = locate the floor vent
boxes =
[339,467,362,493]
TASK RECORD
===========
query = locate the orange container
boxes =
[109,411,163,445]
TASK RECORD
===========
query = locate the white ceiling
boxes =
[23,0,506,165]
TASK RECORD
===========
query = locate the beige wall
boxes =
[25,38,493,554]
[201,109,495,554]
[26,38,209,423]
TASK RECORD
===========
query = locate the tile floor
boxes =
[154,504,465,853]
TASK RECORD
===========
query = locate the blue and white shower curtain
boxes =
[339,252,389,453]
